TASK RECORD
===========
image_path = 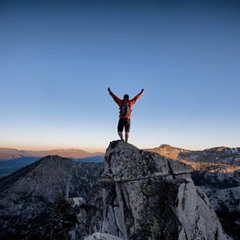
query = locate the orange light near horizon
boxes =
[1,143,105,153]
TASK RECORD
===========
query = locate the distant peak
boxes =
[159,144,172,148]
[158,144,185,151]
[205,146,228,151]
[40,155,73,164]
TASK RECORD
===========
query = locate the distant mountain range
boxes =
[2,144,240,163]
[0,147,104,160]
[0,147,104,178]
[146,144,240,166]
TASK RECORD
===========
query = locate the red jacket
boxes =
[109,90,143,119]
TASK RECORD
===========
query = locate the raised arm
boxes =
[108,87,122,106]
[130,89,144,105]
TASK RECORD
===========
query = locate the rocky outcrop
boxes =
[96,141,230,240]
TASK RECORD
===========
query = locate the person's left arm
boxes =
[130,89,144,105]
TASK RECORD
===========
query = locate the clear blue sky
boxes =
[1,0,240,151]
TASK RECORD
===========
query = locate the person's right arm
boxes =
[108,87,122,106]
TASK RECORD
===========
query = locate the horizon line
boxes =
[1,143,239,153]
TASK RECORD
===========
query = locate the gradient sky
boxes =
[1,0,240,151]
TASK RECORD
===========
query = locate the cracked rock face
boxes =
[84,232,123,240]
[99,141,231,240]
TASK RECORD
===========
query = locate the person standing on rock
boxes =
[108,87,144,142]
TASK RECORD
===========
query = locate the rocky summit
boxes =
[94,141,231,240]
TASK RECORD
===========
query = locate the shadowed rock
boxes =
[0,155,103,240]
[84,232,123,240]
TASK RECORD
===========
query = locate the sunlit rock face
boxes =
[98,141,231,240]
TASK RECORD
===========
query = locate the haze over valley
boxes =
[0,147,104,178]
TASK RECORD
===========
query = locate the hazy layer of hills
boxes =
[0,148,104,178]
[0,147,104,160]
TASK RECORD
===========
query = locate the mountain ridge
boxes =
[146,144,240,166]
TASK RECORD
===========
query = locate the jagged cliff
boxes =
[83,141,230,240]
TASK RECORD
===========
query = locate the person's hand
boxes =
[108,87,111,92]
[141,88,144,93]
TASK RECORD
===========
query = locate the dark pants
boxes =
[117,118,131,133]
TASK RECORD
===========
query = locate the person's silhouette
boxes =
[108,88,144,142]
